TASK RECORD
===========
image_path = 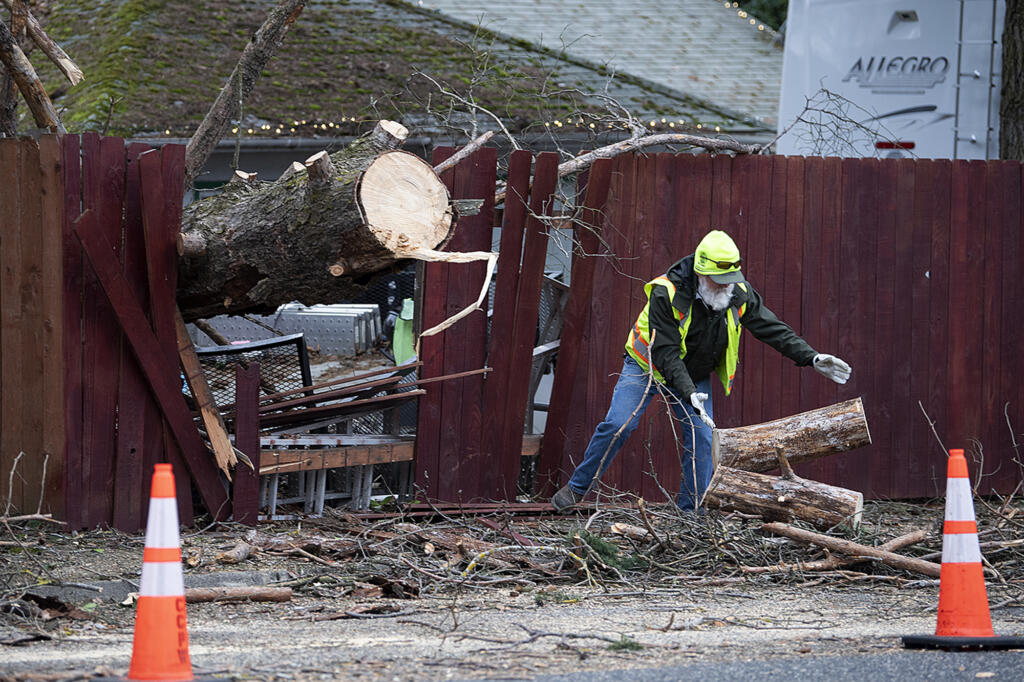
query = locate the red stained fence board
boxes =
[482,150,534,497]
[532,154,1023,502]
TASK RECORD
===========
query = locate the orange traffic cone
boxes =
[128,464,193,680]
[903,449,1024,650]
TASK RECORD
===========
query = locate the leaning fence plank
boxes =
[483,150,534,497]
[38,135,64,518]
[60,134,84,528]
[498,152,560,478]
[113,142,152,531]
[72,209,230,521]
[535,158,612,497]
[0,139,23,512]
[234,362,261,526]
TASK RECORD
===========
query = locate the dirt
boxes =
[2,502,1023,681]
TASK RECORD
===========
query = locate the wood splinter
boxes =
[229,169,258,184]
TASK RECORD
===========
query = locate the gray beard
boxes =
[697,279,735,311]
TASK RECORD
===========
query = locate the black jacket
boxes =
[647,255,818,401]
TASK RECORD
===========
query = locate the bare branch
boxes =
[185,0,306,187]
[494,133,758,205]
[433,130,494,174]
[1,0,83,85]
[0,18,65,133]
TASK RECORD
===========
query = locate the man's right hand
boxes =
[689,392,716,430]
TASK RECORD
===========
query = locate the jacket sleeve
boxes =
[647,285,698,400]
[739,286,817,366]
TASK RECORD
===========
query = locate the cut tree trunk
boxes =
[176,121,452,321]
[712,398,871,472]
[704,464,864,529]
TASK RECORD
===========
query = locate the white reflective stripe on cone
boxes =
[139,562,186,597]
[941,532,983,564]
[943,478,976,522]
[143,498,181,548]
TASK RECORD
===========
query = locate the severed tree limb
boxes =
[433,130,494,174]
[742,529,929,574]
[493,132,759,204]
[185,586,292,603]
[0,17,64,133]
[1,0,83,85]
[185,0,305,187]
[761,522,941,577]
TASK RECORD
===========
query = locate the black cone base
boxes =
[902,634,1024,650]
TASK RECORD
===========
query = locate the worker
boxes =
[550,229,851,513]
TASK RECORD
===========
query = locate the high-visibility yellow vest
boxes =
[625,276,747,395]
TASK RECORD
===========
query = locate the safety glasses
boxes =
[701,255,742,270]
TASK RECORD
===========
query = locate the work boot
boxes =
[550,485,584,512]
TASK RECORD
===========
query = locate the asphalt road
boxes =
[504,650,1024,682]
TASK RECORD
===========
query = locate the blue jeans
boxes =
[566,356,714,511]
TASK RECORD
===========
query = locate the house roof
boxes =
[418,0,784,127]
[27,0,761,142]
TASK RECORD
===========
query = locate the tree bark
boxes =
[176,121,452,321]
[704,465,864,529]
[1001,0,1023,159]
[741,529,929,573]
[1,0,83,86]
[185,586,292,603]
[0,17,64,133]
[761,522,941,578]
[712,398,871,472]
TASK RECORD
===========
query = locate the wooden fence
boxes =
[1,134,228,530]
[536,153,1023,501]
[3,138,1020,524]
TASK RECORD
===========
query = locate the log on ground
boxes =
[712,398,871,473]
[176,121,452,321]
[704,465,864,530]
[761,522,941,578]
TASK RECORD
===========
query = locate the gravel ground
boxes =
[2,505,1023,681]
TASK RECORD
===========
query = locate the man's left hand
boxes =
[813,354,852,385]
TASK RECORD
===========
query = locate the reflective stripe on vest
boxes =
[625,276,747,395]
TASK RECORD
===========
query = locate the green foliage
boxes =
[576,530,645,572]
[607,635,643,651]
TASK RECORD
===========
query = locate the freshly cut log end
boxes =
[359,150,452,255]
[176,126,452,321]
[304,150,335,183]
[371,120,409,148]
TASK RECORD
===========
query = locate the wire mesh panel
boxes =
[192,334,312,407]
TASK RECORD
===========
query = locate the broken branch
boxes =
[761,522,941,577]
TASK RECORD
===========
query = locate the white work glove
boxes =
[689,392,716,430]
[813,353,852,385]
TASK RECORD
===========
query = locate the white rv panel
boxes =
[777,0,1004,159]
